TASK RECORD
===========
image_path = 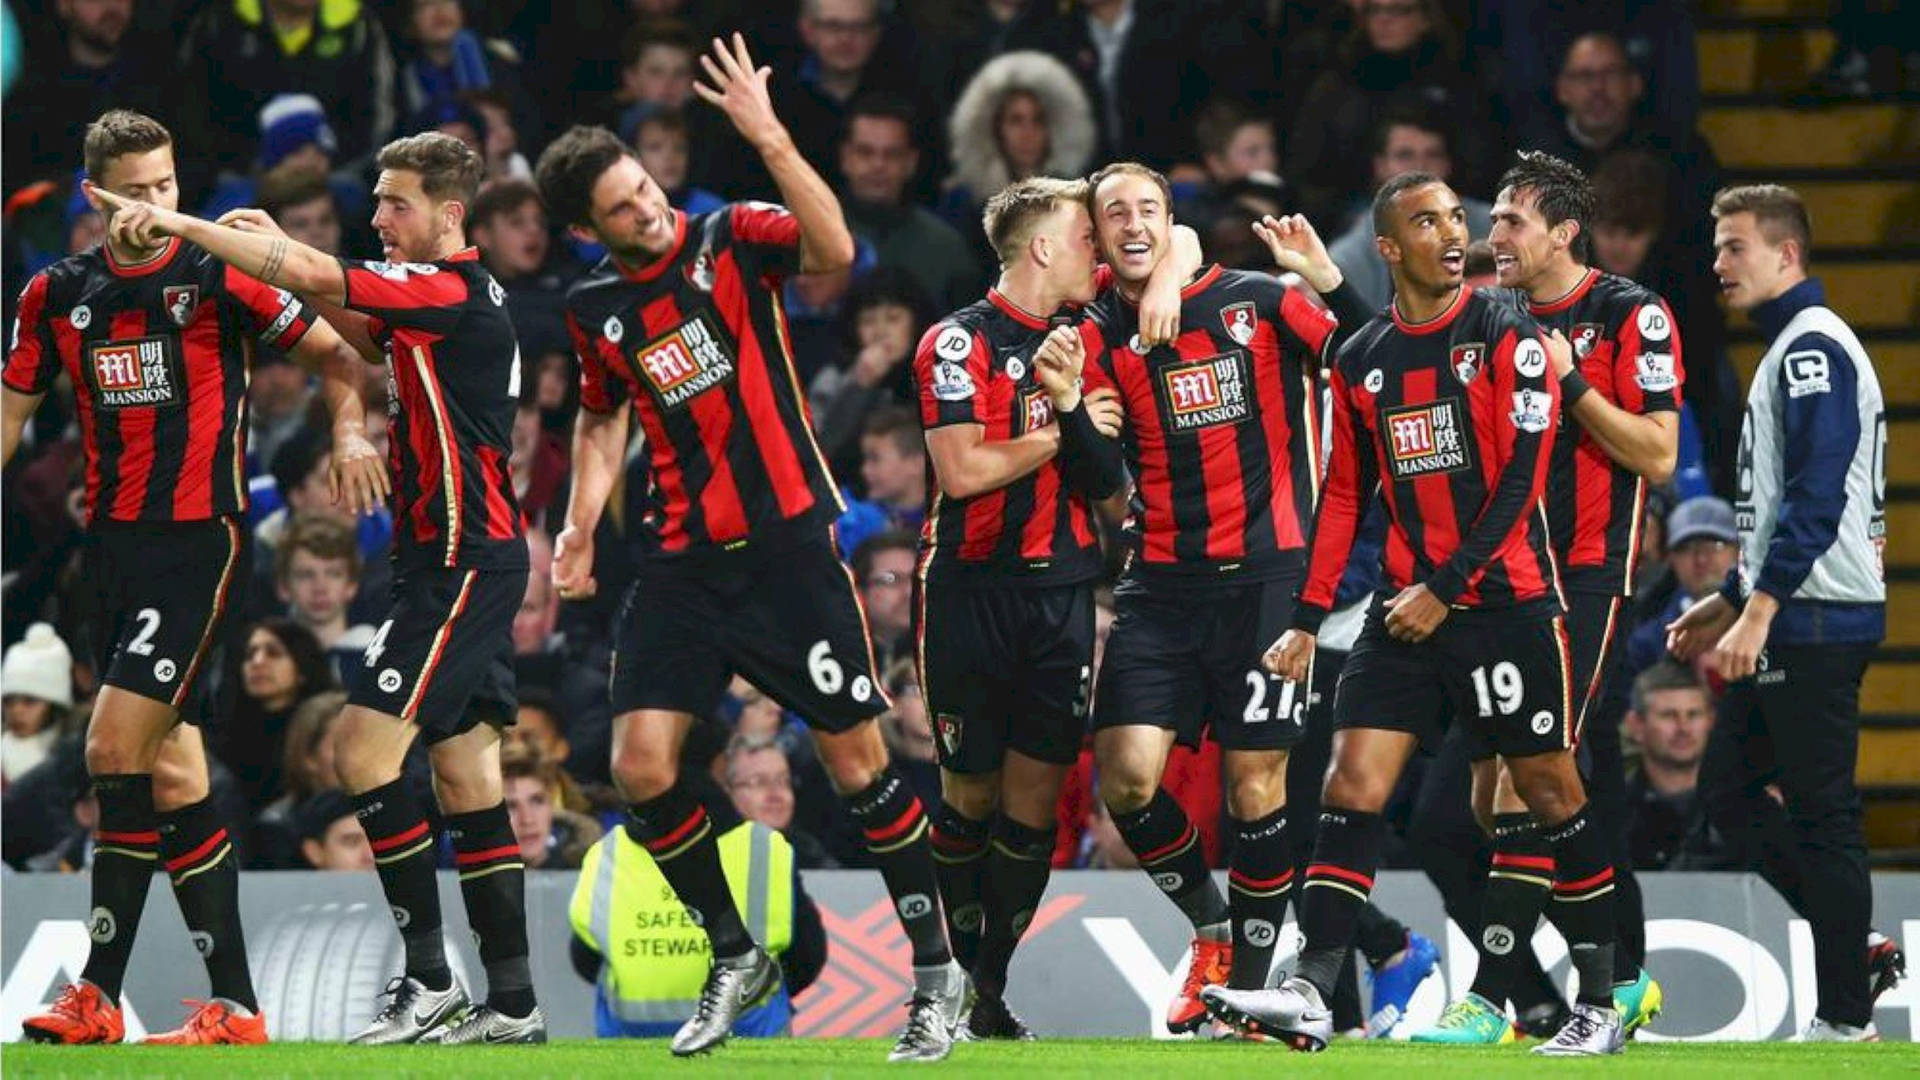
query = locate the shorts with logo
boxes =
[915,580,1095,772]
[1334,600,1573,759]
[610,529,888,731]
[81,517,253,724]
[347,567,521,741]
[1093,574,1308,751]
[1464,589,1624,760]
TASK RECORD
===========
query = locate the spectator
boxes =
[1027,0,1204,169]
[725,732,839,869]
[810,269,934,477]
[408,95,491,162]
[248,358,317,482]
[213,618,337,812]
[24,772,98,873]
[833,411,926,559]
[257,163,347,256]
[466,88,534,181]
[1624,495,1739,681]
[502,741,602,870]
[1175,98,1286,245]
[839,94,984,312]
[4,0,166,193]
[472,178,574,357]
[394,0,539,158]
[631,109,724,216]
[597,17,699,139]
[174,0,397,187]
[875,656,940,809]
[2,623,75,785]
[251,689,347,867]
[295,789,375,871]
[1287,0,1500,233]
[1326,109,1494,309]
[938,50,1096,266]
[1588,148,1667,282]
[200,94,372,228]
[509,398,569,530]
[777,0,929,194]
[513,528,562,660]
[853,531,918,670]
[252,425,395,627]
[273,513,377,667]
[1622,661,1732,870]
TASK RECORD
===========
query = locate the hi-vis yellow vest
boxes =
[569,819,794,1026]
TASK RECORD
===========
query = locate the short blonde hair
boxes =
[982,176,1089,266]
[1712,184,1812,260]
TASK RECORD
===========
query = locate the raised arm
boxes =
[694,33,855,274]
[91,183,348,305]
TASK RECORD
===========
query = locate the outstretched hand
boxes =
[693,32,787,152]
[86,182,183,251]
[1251,213,1339,294]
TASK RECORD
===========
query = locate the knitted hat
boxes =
[295,789,357,843]
[258,94,339,172]
[2,623,73,709]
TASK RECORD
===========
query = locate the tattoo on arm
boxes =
[259,237,288,285]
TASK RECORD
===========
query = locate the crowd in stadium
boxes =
[1,0,1771,881]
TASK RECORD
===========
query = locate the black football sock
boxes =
[1110,788,1228,932]
[1355,903,1411,970]
[447,803,535,1017]
[81,774,159,1000]
[930,803,990,973]
[1542,806,1617,1008]
[1469,812,1554,1007]
[974,814,1055,999]
[158,797,255,1011]
[1295,807,1385,998]
[1228,807,1293,989]
[353,778,451,991]
[627,785,755,960]
[844,768,952,968]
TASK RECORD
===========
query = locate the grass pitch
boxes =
[5,1038,1915,1078]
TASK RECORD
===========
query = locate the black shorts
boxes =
[346,567,521,741]
[610,530,887,731]
[915,581,1094,772]
[1464,590,1624,761]
[1334,601,1573,760]
[81,517,253,723]
[1092,577,1308,752]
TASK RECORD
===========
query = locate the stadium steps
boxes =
[1696,5,1920,865]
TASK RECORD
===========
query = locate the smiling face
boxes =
[579,153,676,260]
[1488,185,1568,292]
[1379,180,1468,298]
[1092,170,1172,290]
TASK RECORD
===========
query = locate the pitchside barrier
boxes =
[2,870,1915,1042]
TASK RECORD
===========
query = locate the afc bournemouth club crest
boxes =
[1571,323,1603,360]
[162,285,199,328]
[1449,341,1485,385]
[1221,301,1257,346]
[935,713,963,760]
[684,249,716,292]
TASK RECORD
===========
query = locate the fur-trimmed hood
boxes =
[946,50,1097,201]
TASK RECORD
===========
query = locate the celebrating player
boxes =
[1202,173,1625,1056]
[1074,162,1373,1032]
[1413,151,1679,1043]
[93,130,544,1045]
[5,110,384,1047]
[534,35,962,1062]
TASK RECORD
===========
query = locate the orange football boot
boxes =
[21,980,125,1044]
[1167,937,1234,1034]
[144,1000,269,1045]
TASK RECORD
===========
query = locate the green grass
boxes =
[5,1039,1916,1078]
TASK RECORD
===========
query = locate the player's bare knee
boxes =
[940,772,998,819]
[815,723,888,794]
[84,728,157,778]
[1321,759,1389,813]
[150,757,208,811]
[1226,767,1286,821]
[1509,756,1582,825]
[1098,769,1155,816]
[610,745,678,803]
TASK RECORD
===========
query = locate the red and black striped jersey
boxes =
[1297,286,1561,629]
[567,204,841,557]
[4,238,314,525]
[1081,265,1335,585]
[912,289,1102,587]
[339,248,526,572]
[1517,269,1683,596]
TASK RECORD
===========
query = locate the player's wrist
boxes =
[1048,387,1083,412]
[1559,368,1593,405]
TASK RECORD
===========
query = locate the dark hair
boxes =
[257,163,335,221]
[1464,239,1496,279]
[1344,0,1458,65]
[1630,659,1708,714]
[1712,183,1813,262]
[1087,160,1173,210]
[861,404,923,458]
[269,425,331,502]
[1371,106,1451,159]
[852,528,918,585]
[245,617,337,703]
[275,512,363,584]
[500,739,559,785]
[981,176,1090,267]
[1194,98,1266,160]
[621,16,697,69]
[83,109,172,180]
[516,685,561,732]
[635,106,689,143]
[469,177,543,232]
[295,789,356,844]
[1371,170,1444,236]
[533,124,631,229]
[1497,150,1595,261]
[837,266,935,353]
[843,92,918,143]
[377,130,484,206]
[1592,148,1668,233]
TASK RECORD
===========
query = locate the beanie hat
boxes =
[2,623,74,709]
[259,94,339,172]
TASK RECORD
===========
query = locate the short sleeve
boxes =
[567,309,629,415]
[3,272,61,395]
[729,202,803,282]
[337,258,469,334]
[914,320,989,429]
[1611,298,1683,414]
[222,264,315,350]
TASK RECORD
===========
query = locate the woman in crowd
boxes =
[213,619,337,814]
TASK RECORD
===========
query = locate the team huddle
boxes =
[5,32,1896,1060]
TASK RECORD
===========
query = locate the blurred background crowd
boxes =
[7,0,1846,880]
